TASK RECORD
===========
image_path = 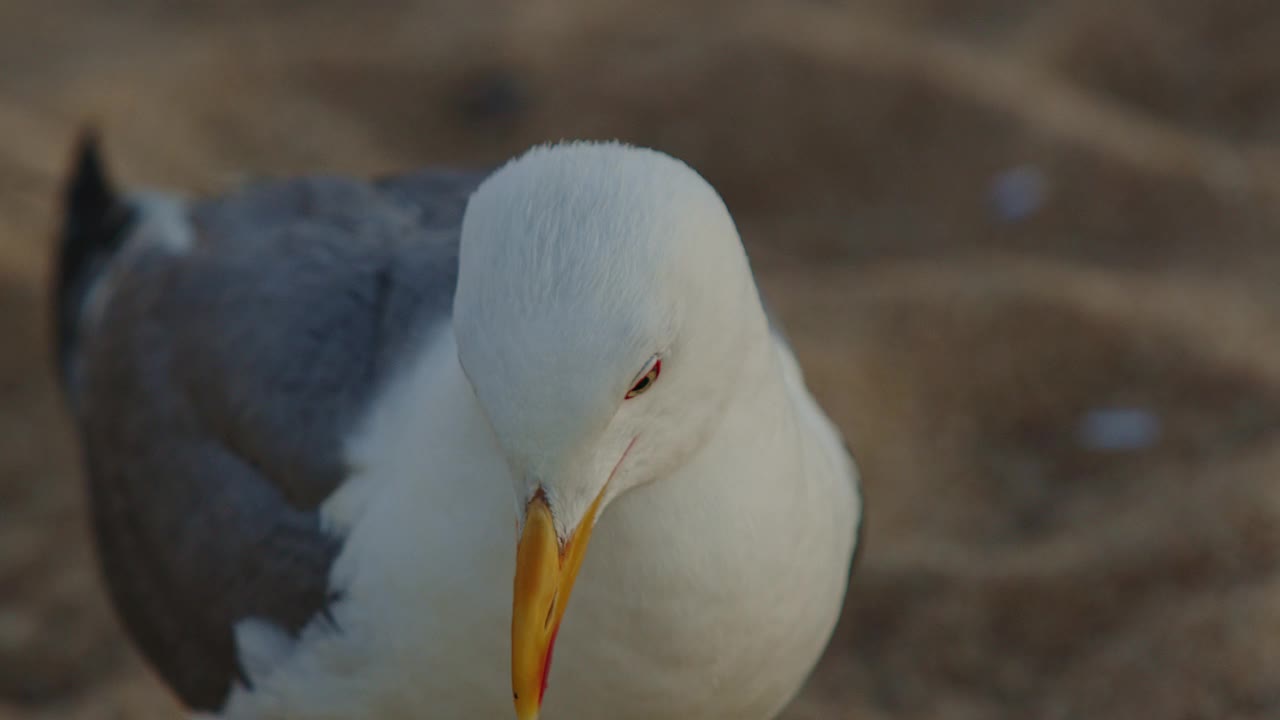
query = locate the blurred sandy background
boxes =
[4,1,1280,718]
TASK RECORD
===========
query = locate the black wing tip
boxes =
[66,127,116,220]
[52,128,130,395]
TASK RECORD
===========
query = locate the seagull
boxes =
[52,135,863,720]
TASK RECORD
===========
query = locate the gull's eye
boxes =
[625,358,661,399]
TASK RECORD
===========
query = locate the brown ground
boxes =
[4,1,1280,718]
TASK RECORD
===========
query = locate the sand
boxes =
[3,1,1280,718]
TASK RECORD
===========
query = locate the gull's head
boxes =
[452,141,765,719]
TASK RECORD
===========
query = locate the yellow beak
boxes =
[511,488,606,720]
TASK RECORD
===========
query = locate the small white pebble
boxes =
[989,165,1047,222]
[1077,407,1161,452]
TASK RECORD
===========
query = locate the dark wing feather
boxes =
[65,164,484,711]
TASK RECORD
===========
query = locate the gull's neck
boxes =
[554,319,858,719]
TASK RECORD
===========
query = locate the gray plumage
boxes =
[55,138,485,711]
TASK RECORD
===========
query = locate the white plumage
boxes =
[60,139,861,720]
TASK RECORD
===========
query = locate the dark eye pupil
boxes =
[626,359,661,399]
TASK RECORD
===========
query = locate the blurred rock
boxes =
[455,68,529,129]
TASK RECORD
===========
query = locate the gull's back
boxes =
[51,136,483,712]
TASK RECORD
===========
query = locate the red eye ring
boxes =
[625,359,661,399]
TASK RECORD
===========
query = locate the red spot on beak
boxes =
[539,624,560,703]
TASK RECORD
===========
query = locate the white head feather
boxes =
[453,141,771,538]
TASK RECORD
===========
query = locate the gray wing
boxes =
[71,166,484,711]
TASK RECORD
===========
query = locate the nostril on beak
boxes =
[544,590,558,629]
